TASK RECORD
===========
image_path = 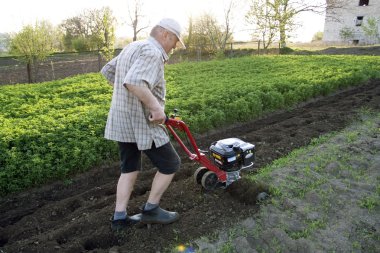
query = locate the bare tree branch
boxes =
[127,0,149,41]
[246,0,346,45]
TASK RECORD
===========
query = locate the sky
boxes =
[0,0,326,42]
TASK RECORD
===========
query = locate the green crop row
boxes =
[0,74,117,194]
[1,55,379,195]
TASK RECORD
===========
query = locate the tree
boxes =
[185,15,209,52]
[339,27,354,43]
[10,20,57,83]
[184,0,235,57]
[220,0,235,53]
[88,7,116,60]
[186,6,234,58]
[127,0,149,41]
[60,7,116,57]
[246,0,342,46]
[201,14,227,52]
[60,15,93,51]
[312,31,323,41]
[186,13,231,54]
[362,17,380,44]
[245,0,279,49]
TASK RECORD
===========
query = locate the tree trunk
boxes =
[279,1,288,48]
[27,62,32,83]
[279,24,287,47]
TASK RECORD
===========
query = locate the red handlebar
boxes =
[165,117,226,181]
[165,118,201,159]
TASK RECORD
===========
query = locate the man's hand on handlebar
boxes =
[149,108,166,124]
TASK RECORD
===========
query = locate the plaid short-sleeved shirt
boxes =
[101,37,170,150]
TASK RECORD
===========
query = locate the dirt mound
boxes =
[291,45,380,56]
[318,45,380,55]
[0,79,379,253]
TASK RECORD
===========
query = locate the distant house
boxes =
[323,0,380,45]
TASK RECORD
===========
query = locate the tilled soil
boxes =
[0,79,379,253]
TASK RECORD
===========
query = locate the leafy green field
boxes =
[1,55,379,195]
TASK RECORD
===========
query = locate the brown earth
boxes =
[0,79,379,253]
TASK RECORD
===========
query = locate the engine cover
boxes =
[209,138,255,172]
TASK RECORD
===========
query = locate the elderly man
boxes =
[101,18,185,231]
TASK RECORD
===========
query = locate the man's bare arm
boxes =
[125,84,166,124]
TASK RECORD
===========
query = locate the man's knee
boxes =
[158,156,181,175]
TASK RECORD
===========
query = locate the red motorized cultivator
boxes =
[165,111,255,190]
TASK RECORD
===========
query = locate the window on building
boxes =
[356,16,364,26]
[353,40,359,45]
[359,0,369,6]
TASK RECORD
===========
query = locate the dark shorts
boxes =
[118,142,181,175]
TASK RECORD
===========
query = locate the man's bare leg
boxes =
[141,171,179,225]
[115,171,139,212]
[111,171,141,230]
[147,171,175,204]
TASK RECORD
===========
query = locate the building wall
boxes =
[323,0,380,44]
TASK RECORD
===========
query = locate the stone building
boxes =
[323,0,380,44]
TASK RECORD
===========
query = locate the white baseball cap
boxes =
[157,18,186,49]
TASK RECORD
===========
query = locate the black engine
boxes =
[209,138,255,172]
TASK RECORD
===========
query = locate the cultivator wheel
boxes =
[194,167,208,185]
[201,171,218,190]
